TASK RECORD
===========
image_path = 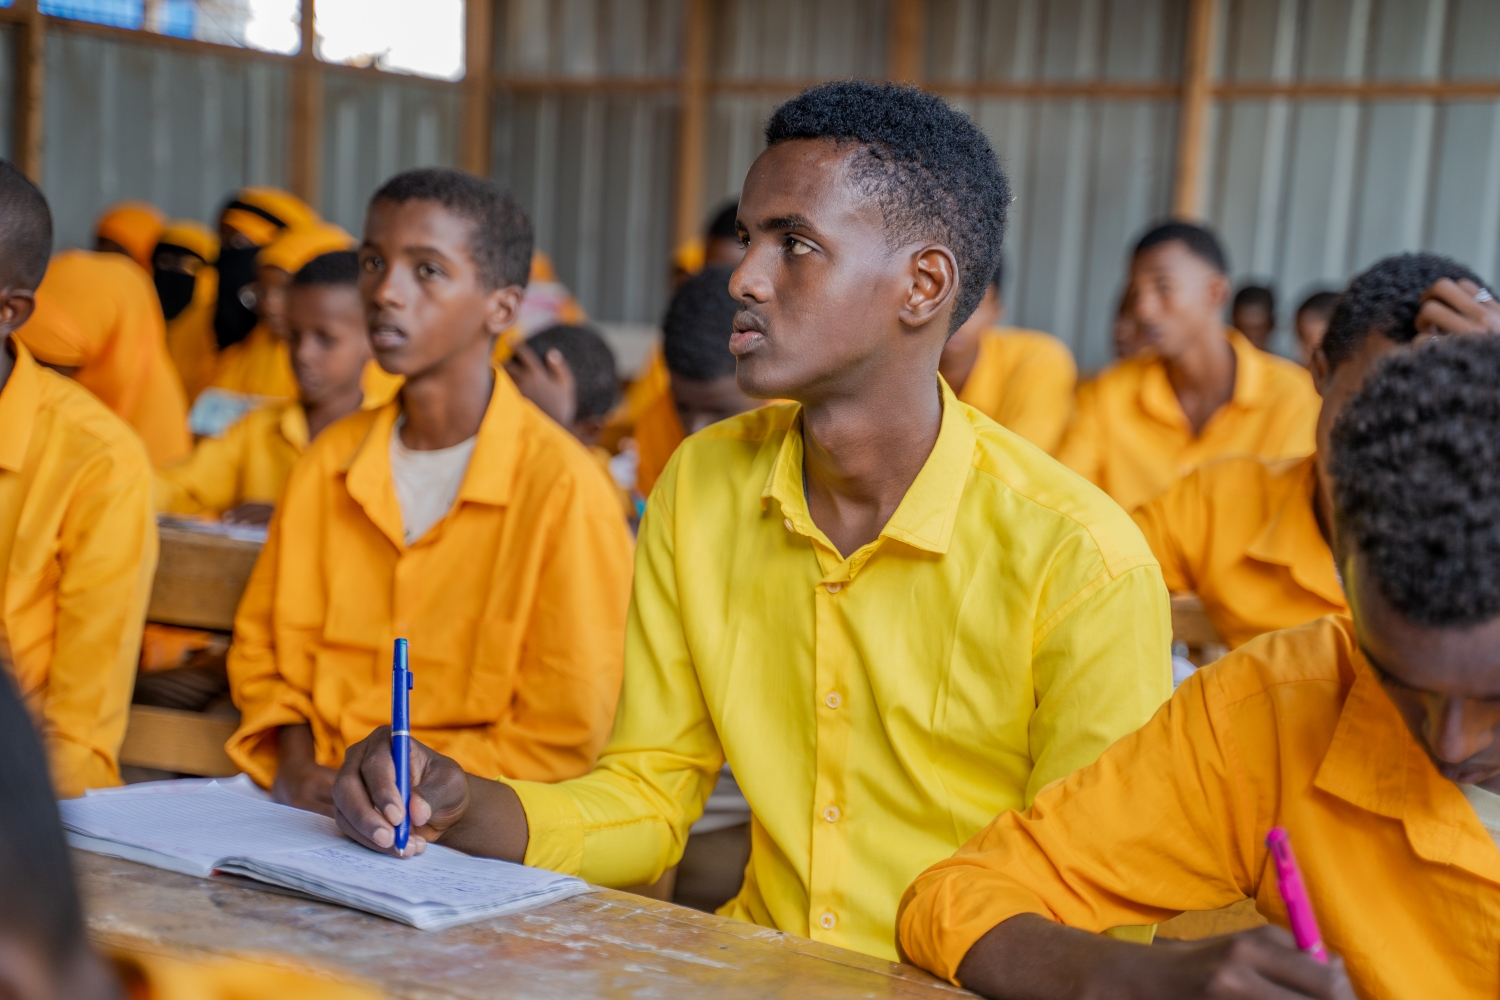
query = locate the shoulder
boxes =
[672,402,795,469]
[1185,453,1303,502]
[35,367,151,482]
[294,405,382,478]
[1074,355,1152,404]
[991,328,1076,368]
[1198,614,1356,710]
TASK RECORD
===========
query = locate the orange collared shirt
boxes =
[899,615,1500,999]
[207,324,298,401]
[0,342,157,797]
[1055,330,1319,512]
[155,401,308,515]
[1132,454,1346,648]
[226,367,634,787]
[112,948,382,1000]
[954,328,1077,455]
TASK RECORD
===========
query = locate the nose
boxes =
[1425,695,1493,764]
[728,244,769,305]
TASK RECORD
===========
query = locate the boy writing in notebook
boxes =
[227,169,633,815]
[0,160,157,798]
[332,82,1170,961]
[899,333,1500,999]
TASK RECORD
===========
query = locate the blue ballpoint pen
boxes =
[391,638,413,854]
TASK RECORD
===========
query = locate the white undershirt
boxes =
[388,417,477,545]
[1460,782,1500,850]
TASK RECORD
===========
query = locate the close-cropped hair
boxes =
[1297,289,1340,319]
[1330,334,1500,627]
[663,264,739,382]
[1321,252,1484,371]
[706,200,739,242]
[370,168,534,291]
[1233,284,1275,313]
[0,159,53,290]
[1133,220,1229,275]
[293,250,360,288]
[525,324,620,422]
[764,80,1010,333]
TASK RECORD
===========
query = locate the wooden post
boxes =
[460,0,495,177]
[13,0,45,183]
[888,0,926,84]
[1172,0,1216,219]
[287,0,323,207]
[672,0,709,248]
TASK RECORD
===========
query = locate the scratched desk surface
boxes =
[75,851,972,999]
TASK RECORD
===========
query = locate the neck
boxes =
[801,365,943,558]
[399,342,495,450]
[937,336,981,396]
[1163,321,1236,435]
[1312,456,1333,549]
[0,338,13,394]
[301,383,365,442]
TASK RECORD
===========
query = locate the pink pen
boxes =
[1266,827,1328,964]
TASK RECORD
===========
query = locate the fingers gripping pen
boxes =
[392,638,414,854]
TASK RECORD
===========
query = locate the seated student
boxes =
[1294,289,1338,366]
[16,249,191,467]
[937,259,1077,454]
[662,264,757,434]
[1056,222,1319,513]
[154,220,221,401]
[1231,282,1276,350]
[670,199,744,288]
[1132,253,1482,650]
[0,162,156,798]
[0,673,381,1000]
[94,200,166,273]
[226,168,633,817]
[155,251,373,525]
[899,333,1500,1000]
[329,82,1170,962]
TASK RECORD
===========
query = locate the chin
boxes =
[734,359,795,402]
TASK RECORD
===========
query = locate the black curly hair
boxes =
[0,159,52,290]
[293,250,359,288]
[663,264,738,382]
[1321,253,1485,371]
[370,168,534,291]
[1330,334,1500,627]
[764,80,1009,333]
[1133,220,1229,274]
[525,324,620,422]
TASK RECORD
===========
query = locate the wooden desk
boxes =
[76,851,971,999]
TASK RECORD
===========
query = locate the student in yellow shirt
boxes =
[330,82,1171,962]
[1132,253,1484,649]
[1231,283,1275,351]
[94,200,166,272]
[938,259,1077,454]
[227,168,633,817]
[899,333,1500,1000]
[1056,222,1319,513]
[154,220,221,401]
[0,162,156,798]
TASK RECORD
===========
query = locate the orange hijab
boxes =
[95,201,166,271]
[17,250,190,466]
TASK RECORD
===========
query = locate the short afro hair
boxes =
[1134,220,1229,274]
[1322,253,1484,371]
[1233,284,1275,314]
[764,80,1009,333]
[1296,289,1340,320]
[370,168,533,291]
[706,200,739,242]
[663,265,738,382]
[0,160,52,290]
[293,250,359,288]
[525,324,619,422]
[1330,334,1500,627]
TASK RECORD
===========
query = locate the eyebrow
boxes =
[757,214,816,233]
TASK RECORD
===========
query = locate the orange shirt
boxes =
[0,342,157,797]
[206,324,298,401]
[899,615,1500,999]
[625,348,684,499]
[112,948,382,1000]
[155,401,308,515]
[1133,454,1346,648]
[954,328,1077,454]
[226,367,634,787]
[165,267,220,403]
[1055,331,1319,513]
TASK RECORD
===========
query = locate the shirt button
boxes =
[819,910,837,930]
[823,805,841,823]
[824,691,842,709]
[783,517,794,532]
[825,582,841,594]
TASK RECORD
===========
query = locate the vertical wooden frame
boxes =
[288,0,323,207]
[888,0,926,84]
[461,0,495,177]
[14,0,45,183]
[673,0,709,249]
[1172,0,1217,219]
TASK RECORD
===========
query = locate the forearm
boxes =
[957,914,1155,1000]
[436,775,530,863]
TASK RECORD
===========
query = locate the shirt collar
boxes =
[1136,329,1273,429]
[279,402,310,452]
[0,340,42,473]
[1243,455,1346,607]
[760,378,977,575]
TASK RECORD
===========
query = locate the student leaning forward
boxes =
[899,333,1500,1000]
[328,81,1172,962]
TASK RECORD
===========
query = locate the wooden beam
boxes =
[887,0,926,84]
[460,0,495,177]
[1217,79,1500,100]
[1172,0,1217,219]
[13,0,44,183]
[672,0,710,249]
[287,0,323,207]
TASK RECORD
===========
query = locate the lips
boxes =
[730,310,766,356]
[369,322,407,351]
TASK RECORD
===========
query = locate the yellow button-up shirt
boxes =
[507,380,1172,960]
[954,327,1077,454]
[1056,330,1319,513]
[155,401,308,515]
[0,341,157,797]
[1133,454,1346,648]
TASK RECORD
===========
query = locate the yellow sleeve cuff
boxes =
[500,777,586,876]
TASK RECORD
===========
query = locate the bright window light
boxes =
[242,0,301,54]
[315,0,465,81]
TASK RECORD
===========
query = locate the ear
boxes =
[1309,344,1331,396]
[899,245,959,332]
[1207,271,1231,311]
[481,284,526,339]
[0,288,36,337]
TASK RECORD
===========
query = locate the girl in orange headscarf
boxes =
[17,250,191,466]
[95,201,166,272]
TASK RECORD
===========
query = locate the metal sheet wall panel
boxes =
[0,26,14,162]
[43,27,288,252]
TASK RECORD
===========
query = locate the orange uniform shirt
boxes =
[1132,454,1346,648]
[226,367,634,787]
[155,401,308,516]
[622,348,684,500]
[0,342,157,797]
[207,324,298,401]
[954,328,1077,454]
[899,615,1500,999]
[1055,331,1319,513]
[112,948,382,1000]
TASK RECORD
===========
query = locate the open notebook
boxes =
[61,781,589,931]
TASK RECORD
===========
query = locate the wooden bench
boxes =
[1171,592,1229,666]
